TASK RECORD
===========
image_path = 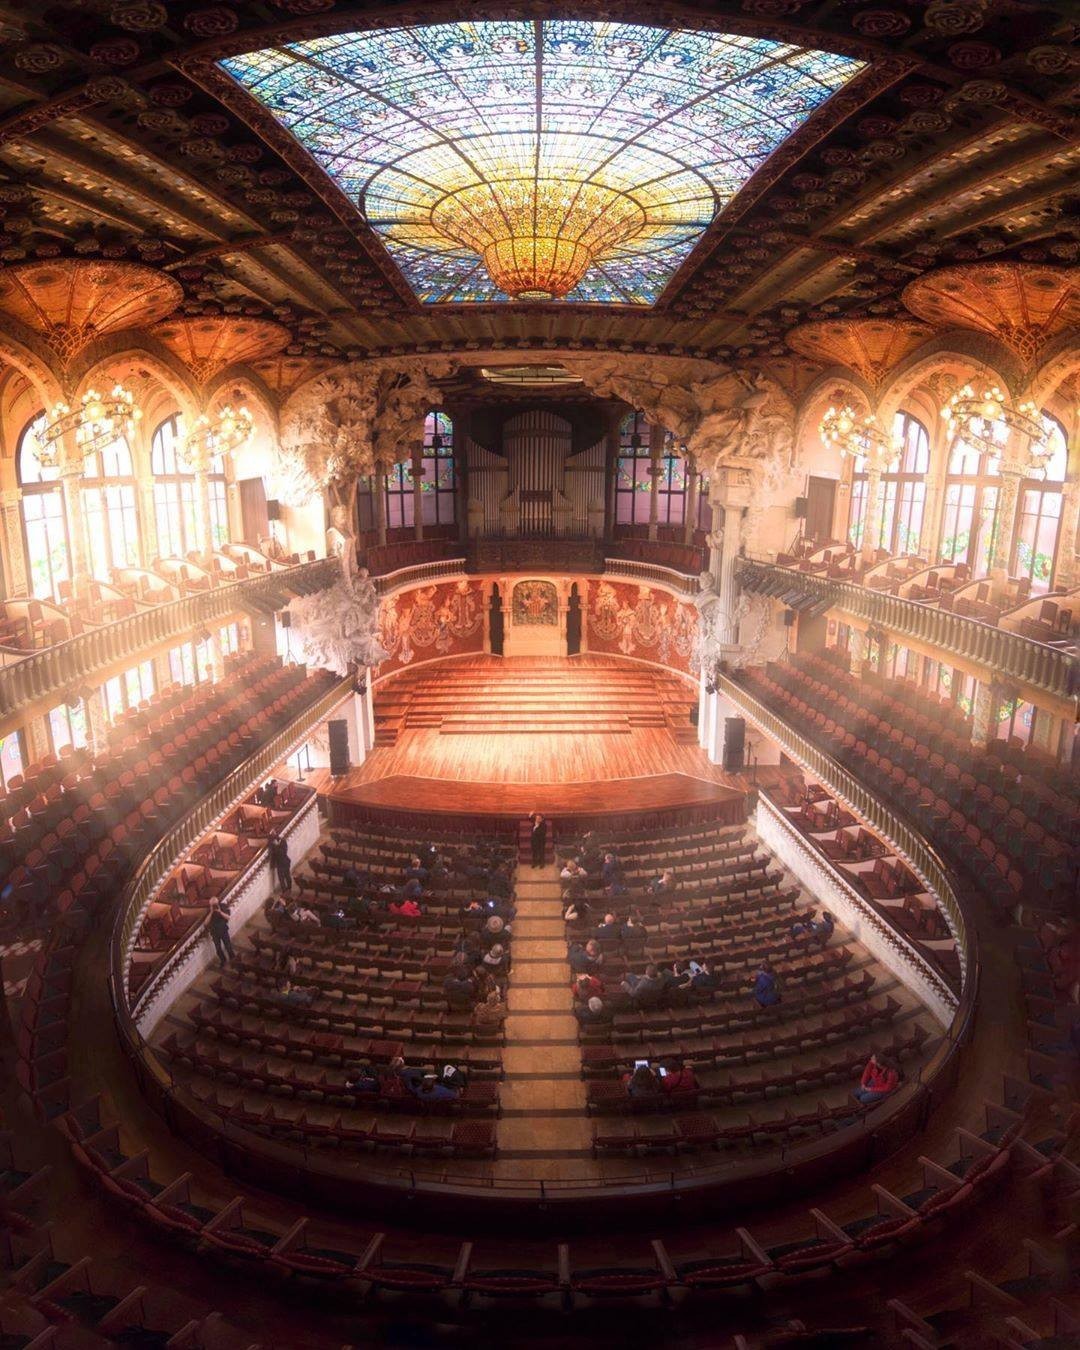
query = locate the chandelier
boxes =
[942,384,1051,471]
[430,180,645,300]
[179,404,254,471]
[37,384,140,470]
[819,403,891,463]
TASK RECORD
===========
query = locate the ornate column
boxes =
[971,678,997,746]
[411,445,424,543]
[84,684,109,757]
[59,455,91,585]
[1055,470,1080,590]
[194,468,213,554]
[848,625,868,678]
[0,489,28,597]
[860,455,885,568]
[374,466,388,547]
[989,453,1024,578]
[709,465,753,645]
[647,422,665,541]
[602,418,621,541]
[130,420,158,564]
[683,463,699,545]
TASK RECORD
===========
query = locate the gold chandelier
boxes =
[180,404,254,471]
[430,180,645,300]
[942,383,1051,471]
[819,403,891,463]
[38,383,140,470]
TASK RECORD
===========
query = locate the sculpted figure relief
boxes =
[287,547,388,676]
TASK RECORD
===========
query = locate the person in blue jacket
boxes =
[752,962,781,1007]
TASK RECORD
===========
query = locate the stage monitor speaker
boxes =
[267,498,281,521]
[278,611,292,628]
[328,718,350,776]
[722,716,745,773]
[689,703,699,727]
[793,495,808,519]
[784,608,797,627]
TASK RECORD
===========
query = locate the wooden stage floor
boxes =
[299,655,762,818]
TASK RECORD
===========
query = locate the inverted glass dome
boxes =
[223,20,863,305]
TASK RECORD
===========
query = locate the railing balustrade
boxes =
[604,557,702,596]
[0,558,338,723]
[736,558,1075,701]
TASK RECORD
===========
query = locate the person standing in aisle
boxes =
[208,899,234,967]
[530,812,547,869]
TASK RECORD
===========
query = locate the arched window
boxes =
[151,414,198,558]
[18,413,70,601]
[384,411,455,530]
[82,435,140,579]
[615,413,687,526]
[938,434,1001,574]
[1012,415,1066,592]
[879,412,930,555]
[848,412,930,555]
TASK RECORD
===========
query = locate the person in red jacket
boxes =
[659,1059,698,1095]
[853,1052,899,1105]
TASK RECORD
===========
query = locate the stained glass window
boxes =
[223,21,863,305]
[18,413,70,602]
[386,411,455,529]
[1012,414,1066,593]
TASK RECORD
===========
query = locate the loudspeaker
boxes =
[793,496,808,519]
[784,608,797,627]
[689,703,699,727]
[328,719,350,776]
[722,716,745,773]
[267,498,281,521]
[279,611,291,628]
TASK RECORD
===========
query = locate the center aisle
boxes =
[496,863,592,1173]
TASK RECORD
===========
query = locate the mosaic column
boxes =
[683,464,699,546]
[1053,472,1079,590]
[711,466,753,645]
[84,685,109,758]
[647,423,665,542]
[411,447,424,543]
[194,469,213,554]
[848,625,868,678]
[859,459,884,568]
[990,467,1022,577]
[374,467,388,547]
[971,679,999,747]
[59,458,90,584]
[0,489,28,597]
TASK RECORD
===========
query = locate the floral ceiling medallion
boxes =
[0,259,182,365]
[785,316,933,391]
[151,313,290,384]
[902,263,1080,368]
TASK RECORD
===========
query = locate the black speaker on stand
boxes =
[328,718,350,776]
[722,716,746,773]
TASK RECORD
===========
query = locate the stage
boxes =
[299,655,765,820]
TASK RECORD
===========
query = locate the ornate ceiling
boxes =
[0,0,1073,366]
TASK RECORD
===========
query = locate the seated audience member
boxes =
[560,858,587,887]
[294,903,320,925]
[853,1052,900,1105]
[621,963,665,1005]
[403,854,429,881]
[487,866,512,900]
[660,1059,699,1095]
[568,939,602,975]
[623,1063,662,1098]
[461,899,486,932]
[341,864,362,893]
[792,909,835,941]
[575,995,609,1026]
[401,876,424,902]
[275,976,314,1005]
[690,958,719,993]
[752,962,781,1007]
[256,780,278,808]
[472,964,498,1004]
[390,894,422,918]
[595,912,621,940]
[267,893,289,917]
[473,986,508,1030]
[600,852,622,891]
[443,968,475,1007]
[483,942,507,976]
[564,895,590,925]
[345,1063,380,1094]
[649,869,676,895]
[273,948,298,977]
[345,891,379,930]
[666,960,694,996]
[401,1068,461,1103]
[322,904,348,930]
[574,973,603,1001]
[620,914,646,941]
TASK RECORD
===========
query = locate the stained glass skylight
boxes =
[222,20,863,306]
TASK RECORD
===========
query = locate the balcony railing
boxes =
[0,557,338,724]
[716,670,975,990]
[604,557,702,596]
[111,673,352,1023]
[372,558,467,597]
[737,557,1075,702]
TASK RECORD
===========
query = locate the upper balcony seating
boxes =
[0,597,72,650]
[734,653,1077,918]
